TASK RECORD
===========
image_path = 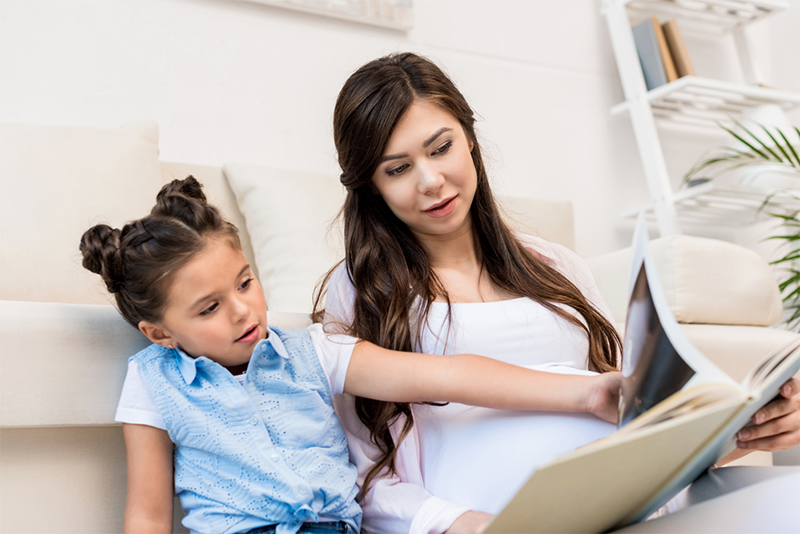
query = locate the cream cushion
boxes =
[587,235,783,328]
[0,122,162,305]
[224,163,346,314]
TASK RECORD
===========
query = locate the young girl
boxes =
[316,52,800,534]
[81,176,622,534]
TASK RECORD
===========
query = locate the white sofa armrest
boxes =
[0,301,312,428]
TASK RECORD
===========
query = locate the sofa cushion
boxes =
[587,235,783,328]
[0,122,162,305]
[224,163,346,314]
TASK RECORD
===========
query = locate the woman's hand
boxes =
[583,371,622,424]
[445,511,494,534]
[736,377,800,452]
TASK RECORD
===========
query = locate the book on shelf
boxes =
[632,16,677,90]
[484,215,800,534]
[662,19,695,78]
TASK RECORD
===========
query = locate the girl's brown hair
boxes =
[315,52,622,496]
[80,176,240,328]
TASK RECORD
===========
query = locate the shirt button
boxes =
[298,486,308,495]
[249,416,259,426]
[270,453,280,463]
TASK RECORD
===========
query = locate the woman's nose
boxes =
[417,162,444,194]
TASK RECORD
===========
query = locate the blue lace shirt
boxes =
[133,326,361,534]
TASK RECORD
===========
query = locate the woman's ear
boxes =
[138,321,178,350]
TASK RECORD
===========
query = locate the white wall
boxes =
[1,0,798,256]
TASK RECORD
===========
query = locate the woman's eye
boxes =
[200,303,218,316]
[387,164,408,176]
[433,141,452,155]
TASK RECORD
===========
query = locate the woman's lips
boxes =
[424,196,457,218]
[235,324,259,344]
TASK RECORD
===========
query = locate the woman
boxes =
[316,52,800,534]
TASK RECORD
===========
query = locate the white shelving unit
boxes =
[602,0,800,235]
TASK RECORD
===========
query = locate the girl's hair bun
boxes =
[156,175,207,204]
[80,175,240,328]
[152,175,219,231]
[79,224,124,293]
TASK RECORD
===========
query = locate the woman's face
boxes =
[371,99,477,241]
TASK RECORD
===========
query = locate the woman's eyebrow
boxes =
[380,127,454,163]
[423,127,452,148]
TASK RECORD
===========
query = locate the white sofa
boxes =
[0,122,796,533]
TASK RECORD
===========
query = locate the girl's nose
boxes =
[231,296,250,322]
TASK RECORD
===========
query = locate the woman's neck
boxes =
[414,219,479,271]
[414,221,516,303]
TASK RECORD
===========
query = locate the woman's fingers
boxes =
[737,426,800,451]
[737,385,800,451]
[779,377,800,399]
[752,393,800,426]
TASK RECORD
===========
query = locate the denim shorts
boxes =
[246,521,357,534]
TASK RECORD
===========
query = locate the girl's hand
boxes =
[445,511,494,534]
[736,377,800,452]
[583,372,622,424]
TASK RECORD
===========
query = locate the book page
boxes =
[619,382,741,434]
[619,216,737,426]
[741,337,800,393]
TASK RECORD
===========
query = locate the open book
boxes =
[484,216,800,534]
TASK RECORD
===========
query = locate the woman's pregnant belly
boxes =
[417,367,617,514]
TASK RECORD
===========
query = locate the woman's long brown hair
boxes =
[314,52,621,497]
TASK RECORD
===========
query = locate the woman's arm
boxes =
[123,423,175,534]
[344,341,621,423]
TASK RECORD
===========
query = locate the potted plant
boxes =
[683,118,800,329]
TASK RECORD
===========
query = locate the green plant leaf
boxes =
[722,121,770,160]
[757,124,794,164]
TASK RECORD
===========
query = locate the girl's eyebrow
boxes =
[380,127,453,163]
[190,264,251,309]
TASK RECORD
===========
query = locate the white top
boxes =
[116,323,356,430]
[324,234,619,534]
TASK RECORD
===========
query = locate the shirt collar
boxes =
[172,326,288,384]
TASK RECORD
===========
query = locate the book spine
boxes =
[632,18,668,91]
[662,19,696,78]
[652,16,678,83]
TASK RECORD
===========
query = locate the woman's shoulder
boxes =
[323,261,356,329]
[516,233,599,291]
[516,233,584,270]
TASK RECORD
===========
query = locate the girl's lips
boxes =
[423,196,457,218]
[235,324,259,344]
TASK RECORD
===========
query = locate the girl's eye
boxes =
[200,303,218,316]
[239,277,253,290]
[387,164,408,177]
[433,141,452,155]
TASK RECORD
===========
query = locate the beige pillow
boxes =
[223,163,346,314]
[587,235,782,328]
[0,122,162,305]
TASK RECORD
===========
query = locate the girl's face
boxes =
[140,238,268,371]
[371,99,477,242]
